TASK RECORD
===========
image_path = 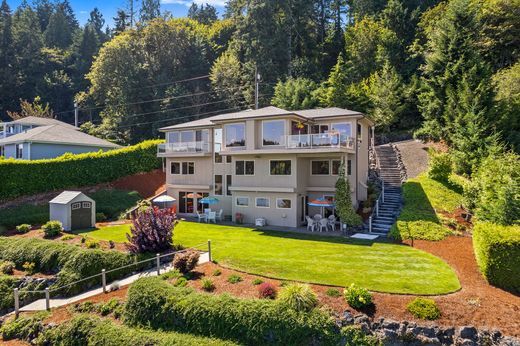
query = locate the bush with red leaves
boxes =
[126,207,175,254]
[257,282,277,299]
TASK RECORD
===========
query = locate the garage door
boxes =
[71,202,92,230]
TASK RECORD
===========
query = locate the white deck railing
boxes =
[158,141,211,154]
[286,133,354,150]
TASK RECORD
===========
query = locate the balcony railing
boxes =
[158,141,211,154]
[286,133,354,150]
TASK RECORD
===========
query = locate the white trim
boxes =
[310,160,330,176]
[235,196,249,207]
[261,119,286,147]
[276,198,292,209]
[71,202,81,210]
[268,159,292,176]
[235,160,255,176]
[82,202,91,208]
[255,197,270,208]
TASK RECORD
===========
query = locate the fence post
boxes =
[14,288,19,318]
[45,288,50,311]
[102,269,107,294]
[156,253,161,275]
[207,240,212,262]
[369,216,372,233]
[376,199,379,217]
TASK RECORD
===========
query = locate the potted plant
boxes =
[235,213,244,224]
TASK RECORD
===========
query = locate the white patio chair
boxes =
[306,216,316,232]
[216,209,223,222]
[318,218,328,232]
[313,214,322,221]
[196,211,206,223]
[328,216,337,232]
[205,208,212,215]
[207,211,217,223]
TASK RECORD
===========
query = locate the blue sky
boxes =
[6,0,226,27]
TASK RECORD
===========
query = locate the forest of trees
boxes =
[0,0,519,171]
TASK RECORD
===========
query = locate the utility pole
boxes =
[255,66,261,110]
[74,102,79,127]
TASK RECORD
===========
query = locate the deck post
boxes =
[376,199,379,217]
[207,240,212,262]
[14,288,19,318]
[369,216,372,233]
[382,178,385,203]
[45,288,50,311]
[102,269,107,293]
[156,253,161,275]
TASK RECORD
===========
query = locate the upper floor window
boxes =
[181,131,194,143]
[310,124,329,134]
[167,132,179,143]
[331,160,342,175]
[225,123,245,147]
[347,159,352,175]
[226,175,232,196]
[270,160,291,175]
[357,124,362,137]
[331,123,352,137]
[171,161,194,175]
[214,175,223,195]
[263,120,285,146]
[311,160,329,175]
[236,160,254,175]
[15,143,23,159]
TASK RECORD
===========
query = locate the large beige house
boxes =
[158,106,374,228]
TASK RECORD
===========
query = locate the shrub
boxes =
[98,298,122,316]
[96,213,107,222]
[341,326,380,346]
[16,224,31,233]
[212,269,221,276]
[344,284,372,309]
[473,222,520,293]
[227,274,242,284]
[42,220,62,237]
[277,283,318,312]
[0,313,45,341]
[127,207,175,254]
[173,277,188,287]
[172,250,200,274]
[326,288,341,297]
[407,297,441,320]
[252,278,263,285]
[85,239,100,249]
[0,139,162,200]
[124,277,339,345]
[109,240,115,249]
[201,278,215,292]
[23,262,36,275]
[427,150,452,182]
[60,235,75,241]
[0,261,15,275]
[160,269,182,281]
[257,282,277,299]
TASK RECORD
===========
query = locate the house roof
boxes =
[159,106,370,131]
[50,191,92,204]
[0,124,120,148]
[6,116,77,130]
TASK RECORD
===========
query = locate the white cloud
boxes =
[79,10,88,14]
[161,0,227,7]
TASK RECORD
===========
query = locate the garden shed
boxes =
[49,191,96,231]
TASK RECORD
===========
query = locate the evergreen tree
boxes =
[493,62,520,152]
[44,5,73,48]
[187,3,218,25]
[56,0,78,29]
[139,0,160,23]
[33,0,53,32]
[113,9,129,35]
[0,0,16,118]
[271,78,319,110]
[335,163,362,228]
[88,8,105,36]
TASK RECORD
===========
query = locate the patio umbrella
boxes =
[199,197,219,205]
[184,193,203,199]
[152,195,176,209]
[307,197,336,217]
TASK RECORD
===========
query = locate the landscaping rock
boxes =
[342,310,354,325]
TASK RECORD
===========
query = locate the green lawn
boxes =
[79,221,460,295]
[389,173,463,241]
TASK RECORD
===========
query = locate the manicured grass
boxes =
[82,222,460,294]
[75,224,131,243]
[389,173,463,241]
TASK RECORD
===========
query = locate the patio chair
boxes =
[205,208,212,215]
[306,216,316,232]
[207,211,217,223]
[318,218,329,232]
[196,211,206,223]
[216,209,223,222]
[313,214,322,221]
[328,216,337,232]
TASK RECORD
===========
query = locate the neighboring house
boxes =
[158,106,375,228]
[0,116,120,160]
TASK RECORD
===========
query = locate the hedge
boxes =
[124,277,339,345]
[0,139,162,201]
[473,222,520,293]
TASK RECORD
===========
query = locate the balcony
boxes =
[158,141,211,155]
[286,133,354,150]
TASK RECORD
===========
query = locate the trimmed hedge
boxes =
[0,139,162,201]
[124,277,339,345]
[473,222,520,293]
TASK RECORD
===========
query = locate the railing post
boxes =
[14,288,19,318]
[369,216,372,233]
[45,288,50,311]
[207,240,212,262]
[102,269,107,293]
[376,199,379,217]
[156,253,161,275]
[382,178,385,203]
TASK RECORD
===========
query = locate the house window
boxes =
[276,198,292,209]
[236,160,254,175]
[236,196,249,207]
[357,124,362,137]
[226,155,232,163]
[270,160,291,175]
[71,202,81,210]
[310,124,329,134]
[167,131,179,143]
[180,130,194,143]
[171,162,181,175]
[225,123,245,147]
[82,202,91,208]
[255,197,270,208]
[347,159,352,175]
[226,175,232,196]
[182,162,195,175]
[214,175,223,195]
[0,146,4,157]
[311,160,329,175]
[15,144,23,159]
[215,152,223,163]
[331,123,352,136]
[331,160,342,175]
[262,120,285,146]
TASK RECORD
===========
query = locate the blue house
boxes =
[0,117,120,160]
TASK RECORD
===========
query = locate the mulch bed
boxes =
[111,169,165,199]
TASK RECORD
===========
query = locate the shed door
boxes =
[71,202,92,230]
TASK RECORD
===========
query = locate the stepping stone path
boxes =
[370,144,403,235]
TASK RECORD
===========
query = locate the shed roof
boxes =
[49,191,92,204]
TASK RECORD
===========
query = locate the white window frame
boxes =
[331,160,342,176]
[82,202,91,208]
[182,161,195,175]
[170,161,181,175]
[276,198,292,209]
[235,196,249,207]
[262,119,286,147]
[214,175,223,196]
[71,202,81,210]
[269,159,292,176]
[224,122,246,148]
[235,160,255,176]
[15,143,23,159]
[310,160,330,176]
[255,197,270,208]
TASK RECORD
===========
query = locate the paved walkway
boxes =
[18,252,209,312]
